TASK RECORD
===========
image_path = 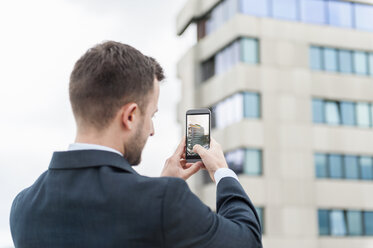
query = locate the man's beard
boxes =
[123,121,147,165]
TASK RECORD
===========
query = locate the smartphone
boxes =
[186,108,211,162]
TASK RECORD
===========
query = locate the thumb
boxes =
[182,161,202,180]
[193,144,206,157]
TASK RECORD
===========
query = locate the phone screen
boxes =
[186,113,210,159]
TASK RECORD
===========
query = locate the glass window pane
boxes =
[239,0,269,17]
[330,210,347,236]
[325,101,340,125]
[344,155,359,180]
[201,57,215,82]
[244,149,262,175]
[315,153,328,178]
[240,38,259,64]
[369,53,373,77]
[340,102,356,126]
[356,102,370,127]
[323,48,338,72]
[318,209,330,235]
[338,50,353,74]
[355,4,373,32]
[327,1,353,28]
[329,154,343,179]
[232,40,240,67]
[272,0,298,20]
[301,0,327,24]
[225,0,239,21]
[312,99,324,123]
[353,51,368,75]
[364,212,373,235]
[347,210,363,236]
[225,149,245,174]
[255,207,264,233]
[244,92,260,118]
[215,101,225,129]
[310,46,323,70]
[360,156,373,180]
[232,92,244,124]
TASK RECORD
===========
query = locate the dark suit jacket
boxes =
[10,150,262,247]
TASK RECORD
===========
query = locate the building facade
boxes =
[176,0,373,247]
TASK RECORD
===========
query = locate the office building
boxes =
[176,0,373,247]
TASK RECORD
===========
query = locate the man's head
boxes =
[69,41,164,165]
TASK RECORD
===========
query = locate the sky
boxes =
[0,0,194,246]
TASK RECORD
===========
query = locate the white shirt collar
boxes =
[68,143,123,156]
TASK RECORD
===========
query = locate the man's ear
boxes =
[120,103,138,130]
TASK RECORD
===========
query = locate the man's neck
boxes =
[75,132,124,155]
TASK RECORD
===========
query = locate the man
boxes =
[10,41,262,247]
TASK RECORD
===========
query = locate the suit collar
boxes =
[48,150,139,174]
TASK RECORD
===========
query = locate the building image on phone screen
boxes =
[187,115,209,156]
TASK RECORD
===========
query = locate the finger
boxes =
[181,150,186,160]
[180,159,187,168]
[182,162,202,180]
[183,163,193,169]
[193,144,207,157]
[174,137,186,157]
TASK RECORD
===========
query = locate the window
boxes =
[244,149,262,175]
[340,102,355,126]
[300,0,327,24]
[310,46,323,70]
[328,154,343,179]
[225,0,239,21]
[330,210,347,236]
[327,1,353,28]
[241,38,259,64]
[323,48,338,72]
[239,0,269,17]
[364,212,373,235]
[201,57,215,82]
[325,101,340,125]
[255,207,264,233]
[369,53,373,77]
[338,50,353,74]
[315,153,327,178]
[225,148,262,175]
[272,0,298,20]
[225,149,245,174]
[353,51,368,75]
[356,102,371,127]
[212,92,260,129]
[347,210,363,236]
[243,92,260,118]
[312,99,324,123]
[318,209,330,235]
[354,4,373,32]
[360,156,373,180]
[344,155,359,180]
[320,209,373,236]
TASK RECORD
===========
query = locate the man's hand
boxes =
[193,138,228,182]
[161,137,203,180]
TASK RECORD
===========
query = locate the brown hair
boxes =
[69,41,164,129]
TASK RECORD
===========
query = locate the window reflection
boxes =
[310,46,373,77]
[328,1,353,28]
[330,210,347,236]
[201,38,259,82]
[211,92,260,130]
[201,0,373,39]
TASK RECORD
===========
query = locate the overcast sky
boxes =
[0,0,194,246]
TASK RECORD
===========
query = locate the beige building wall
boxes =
[177,1,373,248]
